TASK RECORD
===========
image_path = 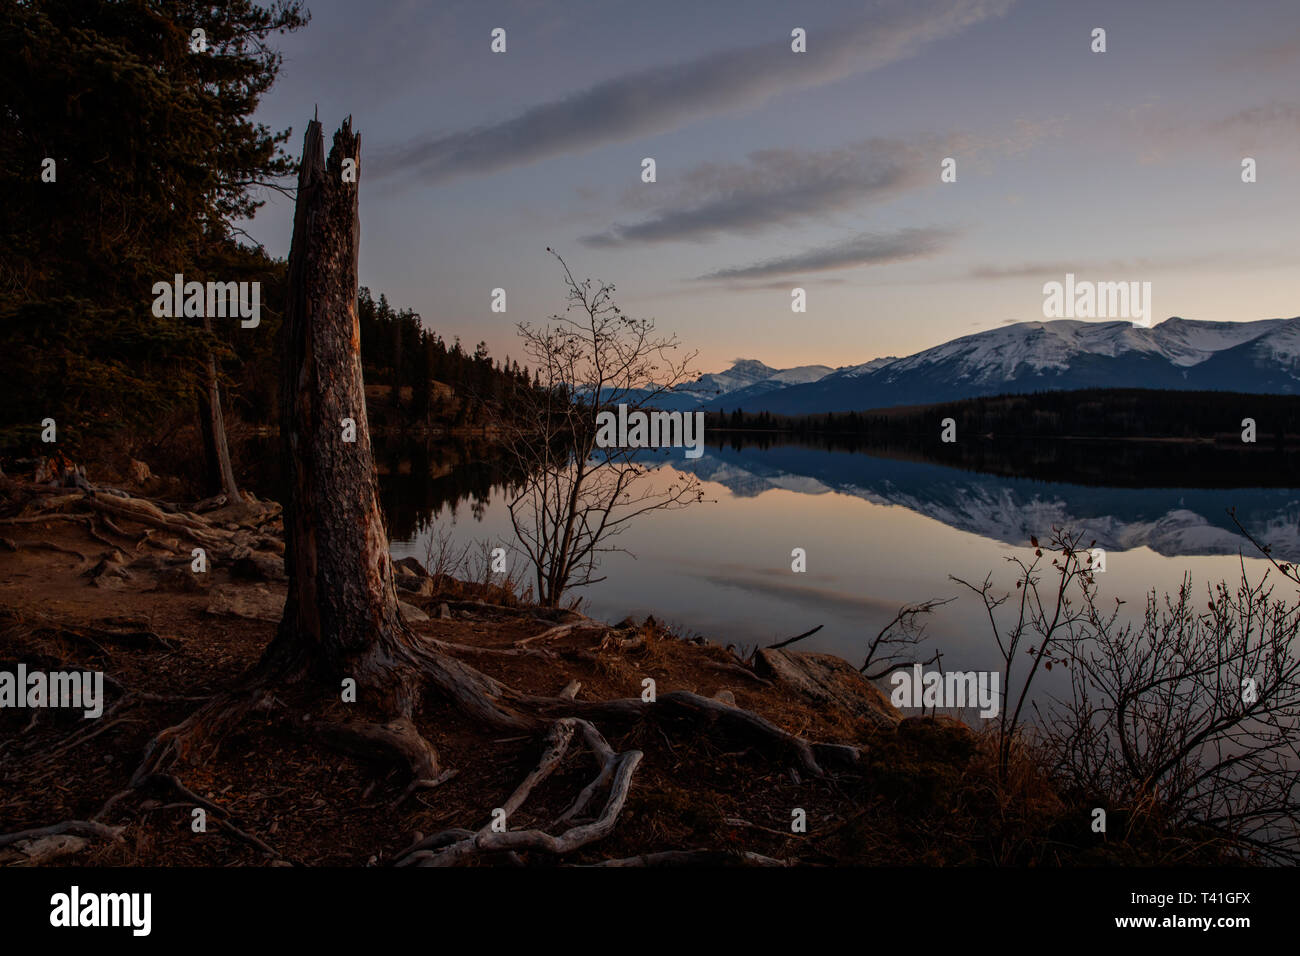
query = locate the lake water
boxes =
[383,439,1300,688]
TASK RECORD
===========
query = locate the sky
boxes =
[243,0,1300,375]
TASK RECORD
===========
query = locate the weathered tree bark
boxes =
[266,118,411,690]
[199,313,241,503]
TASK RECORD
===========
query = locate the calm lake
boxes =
[382,438,1300,686]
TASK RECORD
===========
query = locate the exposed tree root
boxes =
[79,495,230,550]
[3,482,284,572]
[526,689,862,777]
[0,819,125,848]
[97,514,136,542]
[390,718,642,867]
[315,715,441,785]
[111,618,860,867]
[408,642,538,732]
[391,768,459,807]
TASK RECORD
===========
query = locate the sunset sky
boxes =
[245,0,1300,374]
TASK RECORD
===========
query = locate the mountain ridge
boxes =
[695,316,1300,414]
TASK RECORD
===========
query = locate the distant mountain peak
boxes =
[635,357,836,411]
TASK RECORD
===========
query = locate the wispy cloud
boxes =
[969,257,1194,280]
[697,227,956,281]
[721,277,852,292]
[1220,27,1300,72]
[370,0,1014,185]
[581,139,928,246]
[970,250,1298,281]
[581,118,1061,248]
[1206,103,1300,142]
[1128,100,1300,164]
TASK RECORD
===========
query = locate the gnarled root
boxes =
[314,713,459,805]
[391,718,641,867]
[315,714,440,780]
[410,642,538,732]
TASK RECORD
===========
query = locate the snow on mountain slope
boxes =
[884,316,1300,382]
[1250,321,1300,367]
[679,359,832,401]
[692,359,777,395]
[824,356,900,379]
[700,359,831,391]
[1150,316,1287,367]
[728,316,1300,414]
[877,320,1168,383]
[613,359,835,410]
[768,364,835,384]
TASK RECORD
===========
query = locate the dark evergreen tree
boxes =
[1,0,309,450]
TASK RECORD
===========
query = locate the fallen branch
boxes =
[704,660,773,686]
[766,624,823,650]
[514,619,610,648]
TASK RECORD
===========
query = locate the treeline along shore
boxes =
[705,388,1300,488]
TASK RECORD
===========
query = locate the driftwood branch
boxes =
[766,624,823,650]
[0,819,126,848]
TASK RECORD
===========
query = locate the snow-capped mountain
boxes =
[688,358,832,396]
[638,358,834,410]
[711,316,1300,414]
[830,356,900,379]
[1150,317,1291,367]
